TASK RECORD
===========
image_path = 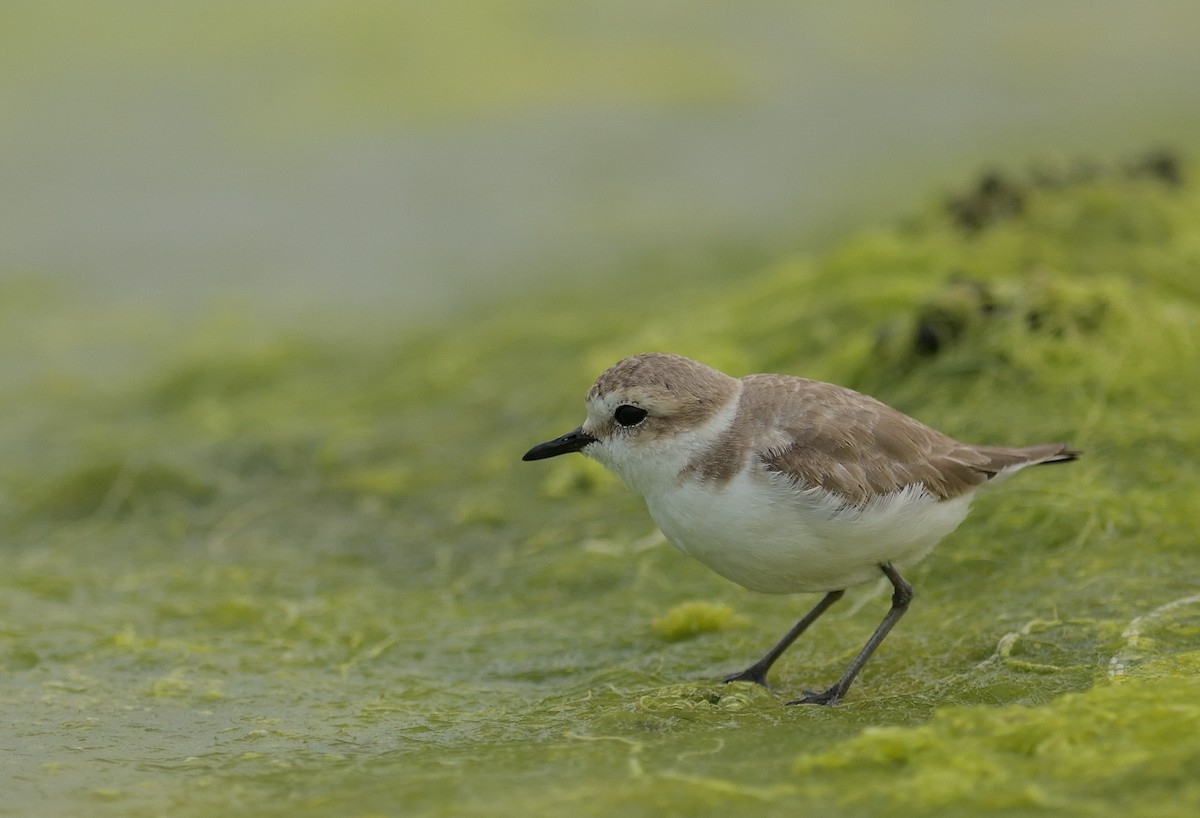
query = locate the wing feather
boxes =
[738,375,1062,506]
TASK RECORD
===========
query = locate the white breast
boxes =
[642,465,974,594]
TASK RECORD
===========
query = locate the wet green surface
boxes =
[3,164,1199,815]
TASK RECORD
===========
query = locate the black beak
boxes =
[522,427,597,461]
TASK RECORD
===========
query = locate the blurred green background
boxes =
[5,1,1200,320]
[3,3,1200,817]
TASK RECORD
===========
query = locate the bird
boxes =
[522,353,1078,705]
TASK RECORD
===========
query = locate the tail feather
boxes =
[974,443,1080,481]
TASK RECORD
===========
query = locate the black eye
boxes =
[614,404,648,427]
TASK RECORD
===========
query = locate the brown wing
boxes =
[739,375,1071,506]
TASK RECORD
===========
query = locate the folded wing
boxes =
[741,375,1076,506]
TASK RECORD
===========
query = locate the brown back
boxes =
[689,374,1076,506]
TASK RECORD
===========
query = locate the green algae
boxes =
[792,657,1200,816]
[2,161,1199,817]
[652,601,750,642]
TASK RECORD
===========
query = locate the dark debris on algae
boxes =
[946,149,1184,233]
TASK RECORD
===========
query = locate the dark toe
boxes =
[722,667,770,687]
[786,687,842,706]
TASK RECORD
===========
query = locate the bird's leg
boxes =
[723,589,845,687]
[790,562,913,706]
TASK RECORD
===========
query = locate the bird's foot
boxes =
[722,666,770,687]
[787,686,844,707]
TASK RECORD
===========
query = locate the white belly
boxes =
[642,468,974,594]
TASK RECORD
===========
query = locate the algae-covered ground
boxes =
[3,163,1200,817]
